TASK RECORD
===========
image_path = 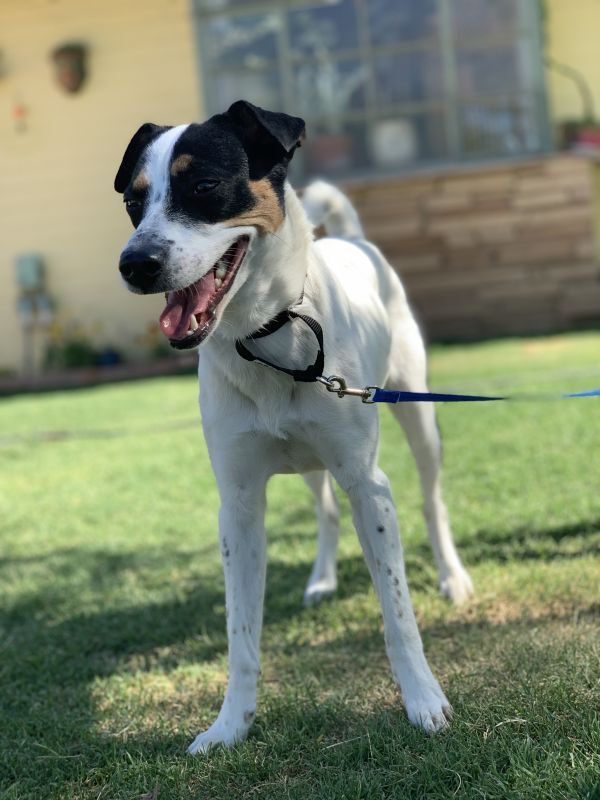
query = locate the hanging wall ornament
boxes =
[51,43,88,93]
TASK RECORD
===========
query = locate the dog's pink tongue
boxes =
[159,272,215,339]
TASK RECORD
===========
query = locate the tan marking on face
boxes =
[224,178,284,234]
[170,153,194,176]
[132,170,149,192]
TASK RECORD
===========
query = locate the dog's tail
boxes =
[301,179,365,240]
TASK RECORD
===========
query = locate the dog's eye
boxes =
[193,179,220,195]
[125,199,142,210]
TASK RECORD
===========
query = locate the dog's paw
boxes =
[187,716,252,755]
[404,684,453,735]
[303,576,337,607]
[439,567,474,605]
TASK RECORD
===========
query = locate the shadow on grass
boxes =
[2,513,597,683]
[277,500,600,565]
[2,513,599,797]
[0,543,217,575]
[453,516,600,564]
[4,609,599,800]
[0,550,372,689]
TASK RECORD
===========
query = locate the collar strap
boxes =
[235,309,325,383]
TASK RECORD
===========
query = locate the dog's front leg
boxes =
[342,466,452,734]
[188,480,267,754]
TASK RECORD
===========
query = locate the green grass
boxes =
[1,331,599,800]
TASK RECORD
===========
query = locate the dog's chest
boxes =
[243,387,326,471]
[276,432,325,473]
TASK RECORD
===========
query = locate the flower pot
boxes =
[307,133,354,173]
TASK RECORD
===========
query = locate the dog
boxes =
[114,100,474,753]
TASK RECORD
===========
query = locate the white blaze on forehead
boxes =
[145,124,189,205]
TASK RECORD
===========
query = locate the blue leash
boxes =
[372,388,504,403]
[317,375,600,404]
[371,387,600,404]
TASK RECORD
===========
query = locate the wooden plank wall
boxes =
[342,155,600,340]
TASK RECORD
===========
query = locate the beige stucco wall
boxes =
[0,0,202,374]
[545,0,600,124]
[544,0,600,248]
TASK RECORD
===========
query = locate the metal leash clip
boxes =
[316,375,377,404]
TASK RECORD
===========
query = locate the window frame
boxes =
[192,0,551,179]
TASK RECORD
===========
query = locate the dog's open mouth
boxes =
[159,236,249,350]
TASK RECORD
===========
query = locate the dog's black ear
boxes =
[114,123,171,193]
[226,100,305,176]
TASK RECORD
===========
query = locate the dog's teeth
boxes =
[214,277,223,289]
[189,315,199,331]
[216,265,227,279]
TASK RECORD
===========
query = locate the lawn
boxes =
[1,332,599,800]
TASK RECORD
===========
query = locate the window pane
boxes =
[366,0,439,46]
[305,119,369,176]
[457,45,521,96]
[368,112,448,166]
[374,50,443,108]
[210,70,283,111]
[292,57,368,121]
[289,0,359,58]
[303,113,449,176]
[451,0,519,38]
[204,13,280,70]
[459,99,542,156]
[198,0,268,10]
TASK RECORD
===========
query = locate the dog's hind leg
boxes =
[385,359,474,604]
[302,470,339,606]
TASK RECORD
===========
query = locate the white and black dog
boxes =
[114,100,473,753]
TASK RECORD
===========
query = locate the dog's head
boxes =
[114,100,305,349]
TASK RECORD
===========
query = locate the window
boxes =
[193,0,549,178]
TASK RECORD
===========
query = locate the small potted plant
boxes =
[292,17,366,173]
[299,61,366,172]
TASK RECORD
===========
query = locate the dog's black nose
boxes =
[119,250,163,290]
